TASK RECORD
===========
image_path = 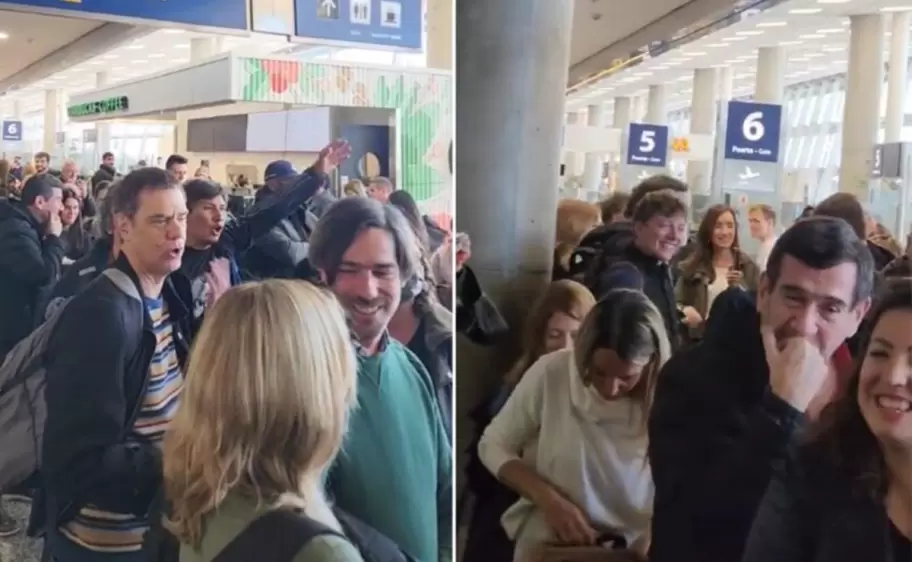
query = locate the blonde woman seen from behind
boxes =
[163,280,363,562]
[478,289,671,561]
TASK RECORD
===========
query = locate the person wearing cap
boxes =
[242,159,325,279]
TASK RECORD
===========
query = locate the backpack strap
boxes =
[213,509,346,562]
[102,268,142,302]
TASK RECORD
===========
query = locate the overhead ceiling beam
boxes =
[568,0,740,89]
[0,22,153,97]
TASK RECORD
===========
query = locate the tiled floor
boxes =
[0,499,41,562]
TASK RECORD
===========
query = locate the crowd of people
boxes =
[460,174,912,562]
[0,143,455,562]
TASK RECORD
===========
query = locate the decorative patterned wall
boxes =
[232,57,453,214]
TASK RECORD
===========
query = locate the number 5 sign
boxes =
[724,101,782,163]
[626,123,669,167]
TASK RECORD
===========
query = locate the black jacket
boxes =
[648,287,805,562]
[742,441,910,562]
[0,198,65,357]
[45,237,114,319]
[41,255,191,526]
[180,168,327,330]
[407,298,454,438]
[614,242,683,350]
[91,164,116,189]
[242,195,319,280]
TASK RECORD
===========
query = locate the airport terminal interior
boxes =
[1,0,912,560]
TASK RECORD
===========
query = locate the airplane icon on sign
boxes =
[739,166,760,181]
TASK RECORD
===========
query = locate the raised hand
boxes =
[314,139,352,175]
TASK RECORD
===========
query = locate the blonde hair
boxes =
[556,199,601,246]
[343,179,366,197]
[163,280,357,545]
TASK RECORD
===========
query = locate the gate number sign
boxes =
[724,100,782,163]
[626,123,669,167]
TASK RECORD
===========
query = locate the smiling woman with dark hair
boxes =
[742,279,912,562]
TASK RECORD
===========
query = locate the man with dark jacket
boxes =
[585,190,687,349]
[569,174,688,283]
[0,174,64,358]
[812,192,895,271]
[179,140,349,332]
[44,188,118,318]
[40,167,192,562]
[90,151,117,189]
[648,217,874,562]
[242,160,322,279]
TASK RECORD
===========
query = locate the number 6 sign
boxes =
[1,120,22,141]
[724,101,782,163]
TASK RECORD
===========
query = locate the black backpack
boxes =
[144,506,417,562]
[569,222,636,297]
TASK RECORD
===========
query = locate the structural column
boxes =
[12,101,21,120]
[95,71,112,157]
[564,111,582,177]
[687,68,717,195]
[839,14,885,197]
[426,0,453,70]
[885,12,910,143]
[646,84,667,124]
[755,47,786,103]
[455,0,574,491]
[190,37,217,62]
[717,66,733,101]
[43,89,59,154]
[583,103,606,193]
[630,94,645,122]
[886,12,911,242]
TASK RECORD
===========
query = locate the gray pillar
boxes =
[564,112,582,176]
[687,68,717,196]
[839,14,885,197]
[717,66,733,101]
[646,85,667,124]
[95,72,112,157]
[43,89,59,154]
[583,103,606,193]
[755,47,786,103]
[190,37,216,62]
[886,12,910,143]
[455,0,574,491]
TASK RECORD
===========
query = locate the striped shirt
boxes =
[60,297,184,554]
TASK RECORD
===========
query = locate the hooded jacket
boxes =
[0,198,65,356]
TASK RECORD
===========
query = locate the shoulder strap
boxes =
[102,268,142,302]
[213,509,346,562]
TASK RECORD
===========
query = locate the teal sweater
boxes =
[328,340,453,562]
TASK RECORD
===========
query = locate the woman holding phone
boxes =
[675,204,760,342]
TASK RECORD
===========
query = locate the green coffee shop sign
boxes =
[67,96,130,118]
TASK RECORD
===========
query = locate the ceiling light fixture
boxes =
[704,43,728,48]
[147,53,166,58]
[779,40,803,46]
[0,32,9,40]
[881,6,912,12]
[817,28,843,33]
[800,34,825,39]
[126,44,145,50]
[722,36,748,41]
[756,21,787,27]
[736,30,764,36]
[789,8,823,14]
[682,51,707,56]
[817,0,850,4]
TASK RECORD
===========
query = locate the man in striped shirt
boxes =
[42,167,192,561]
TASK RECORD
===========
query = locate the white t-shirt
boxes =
[756,236,778,271]
[478,348,653,561]
[707,267,730,317]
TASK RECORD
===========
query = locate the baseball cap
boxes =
[264,160,297,182]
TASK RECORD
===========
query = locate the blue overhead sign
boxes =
[295,0,422,50]
[0,0,248,30]
[627,123,669,167]
[724,100,783,163]
[2,121,22,141]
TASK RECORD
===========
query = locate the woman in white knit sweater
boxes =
[478,289,671,561]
